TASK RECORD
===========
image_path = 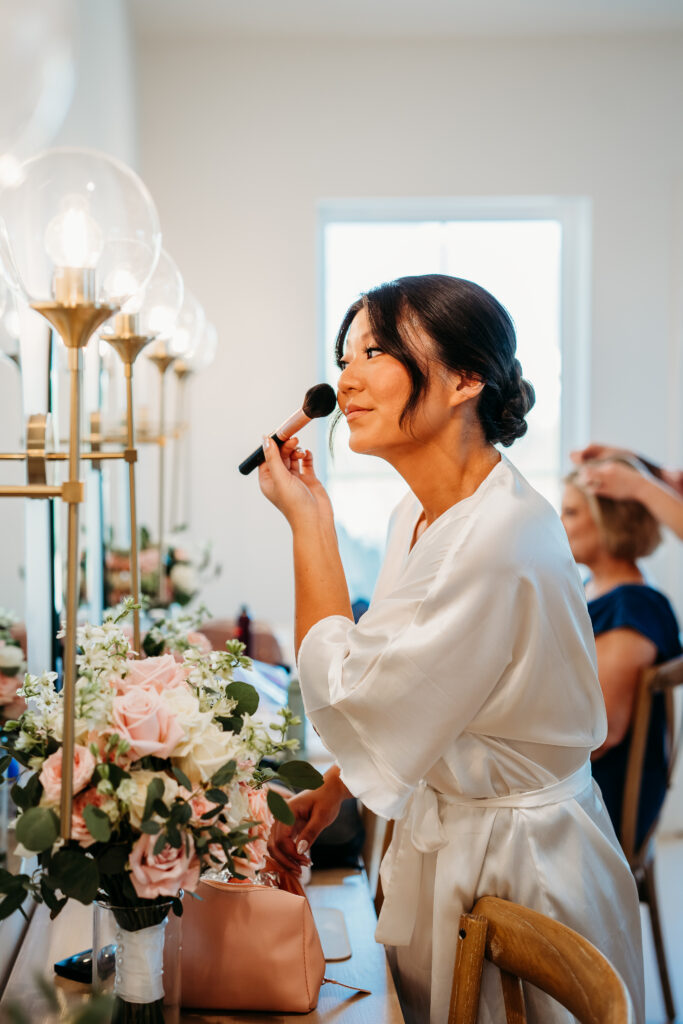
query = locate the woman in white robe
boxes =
[259,274,644,1023]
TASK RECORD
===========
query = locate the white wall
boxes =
[135,32,683,637]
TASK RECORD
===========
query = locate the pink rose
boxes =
[244,785,274,843]
[189,792,220,826]
[0,672,22,706]
[138,548,160,575]
[71,788,106,848]
[129,832,200,899]
[111,687,184,759]
[122,655,186,693]
[232,837,268,880]
[39,744,97,805]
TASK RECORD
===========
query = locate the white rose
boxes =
[0,643,24,672]
[159,686,213,758]
[170,563,197,597]
[224,783,250,830]
[178,723,242,786]
[125,770,180,829]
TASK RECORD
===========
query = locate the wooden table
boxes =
[0,869,405,1023]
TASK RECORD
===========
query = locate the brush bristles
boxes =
[302,383,337,418]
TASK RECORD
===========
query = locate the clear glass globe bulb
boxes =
[0,146,161,306]
[101,249,183,338]
[167,288,205,358]
[186,322,218,373]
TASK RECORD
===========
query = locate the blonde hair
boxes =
[565,462,661,561]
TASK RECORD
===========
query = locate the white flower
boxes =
[159,685,214,757]
[170,563,197,597]
[224,783,250,830]
[124,770,181,829]
[178,723,244,786]
[0,643,24,671]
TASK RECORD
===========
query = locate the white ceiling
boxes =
[129,0,683,40]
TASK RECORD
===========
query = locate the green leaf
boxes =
[15,807,59,852]
[276,760,324,791]
[0,887,29,921]
[0,753,12,776]
[142,777,164,822]
[152,799,170,819]
[96,844,128,876]
[153,833,167,856]
[36,974,60,1012]
[95,762,130,789]
[210,759,236,787]
[140,820,161,834]
[50,849,99,904]
[171,765,192,791]
[171,895,183,918]
[40,877,67,918]
[11,772,42,811]
[71,994,116,1024]
[83,804,111,843]
[2,1002,31,1024]
[224,680,259,716]
[267,789,295,826]
[205,788,228,805]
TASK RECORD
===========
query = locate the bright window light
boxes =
[321,215,565,605]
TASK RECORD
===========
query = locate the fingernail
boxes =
[262,435,270,449]
[297,839,309,855]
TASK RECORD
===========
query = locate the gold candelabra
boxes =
[147,345,175,603]
[0,267,118,838]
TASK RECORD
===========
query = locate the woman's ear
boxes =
[450,373,486,407]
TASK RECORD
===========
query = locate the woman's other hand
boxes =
[267,768,350,875]
[258,435,333,527]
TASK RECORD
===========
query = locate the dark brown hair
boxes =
[334,274,535,446]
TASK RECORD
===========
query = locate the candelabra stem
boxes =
[60,346,83,839]
[171,376,187,531]
[124,365,141,653]
[157,369,167,604]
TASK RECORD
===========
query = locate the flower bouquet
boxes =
[0,608,26,725]
[0,605,321,1023]
[105,529,220,611]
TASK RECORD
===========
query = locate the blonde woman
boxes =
[562,467,681,846]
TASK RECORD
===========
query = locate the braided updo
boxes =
[334,274,535,447]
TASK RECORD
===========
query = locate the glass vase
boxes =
[93,897,181,1024]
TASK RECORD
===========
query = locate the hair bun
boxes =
[480,359,535,447]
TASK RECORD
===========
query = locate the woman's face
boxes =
[560,483,604,565]
[336,307,454,459]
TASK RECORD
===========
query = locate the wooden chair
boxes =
[450,896,634,1024]
[619,653,683,1022]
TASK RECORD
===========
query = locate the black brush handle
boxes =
[238,434,284,475]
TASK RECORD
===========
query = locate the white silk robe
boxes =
[297,457,644,1024]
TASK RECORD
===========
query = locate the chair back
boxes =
[620,654,683,864]
[450,896,633,1024]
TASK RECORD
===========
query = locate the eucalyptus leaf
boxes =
[205,788,228,805]
[276,760,324,791]
[224,680,259,715]
[15,806,59,852]
[0,887,29,921]
[11,772,42,811]
[172,765,192,791]
[50,849,99,904]
[211,759,236,787]
[142,777,164,822]
[140,820,162,834]
[83,804,112,843]
[267,789,295,826]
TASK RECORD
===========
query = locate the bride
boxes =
[258,273,643,1023]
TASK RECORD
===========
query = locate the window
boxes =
[318,199,590,604]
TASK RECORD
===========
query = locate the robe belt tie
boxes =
[376,761,593,947]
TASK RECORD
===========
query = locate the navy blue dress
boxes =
[589,584,681,847]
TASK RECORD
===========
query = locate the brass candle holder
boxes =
[170,358,191,532]
[147,343,175,604]
[100,313,156,653]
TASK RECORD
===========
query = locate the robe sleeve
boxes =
[297,550,523,819]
